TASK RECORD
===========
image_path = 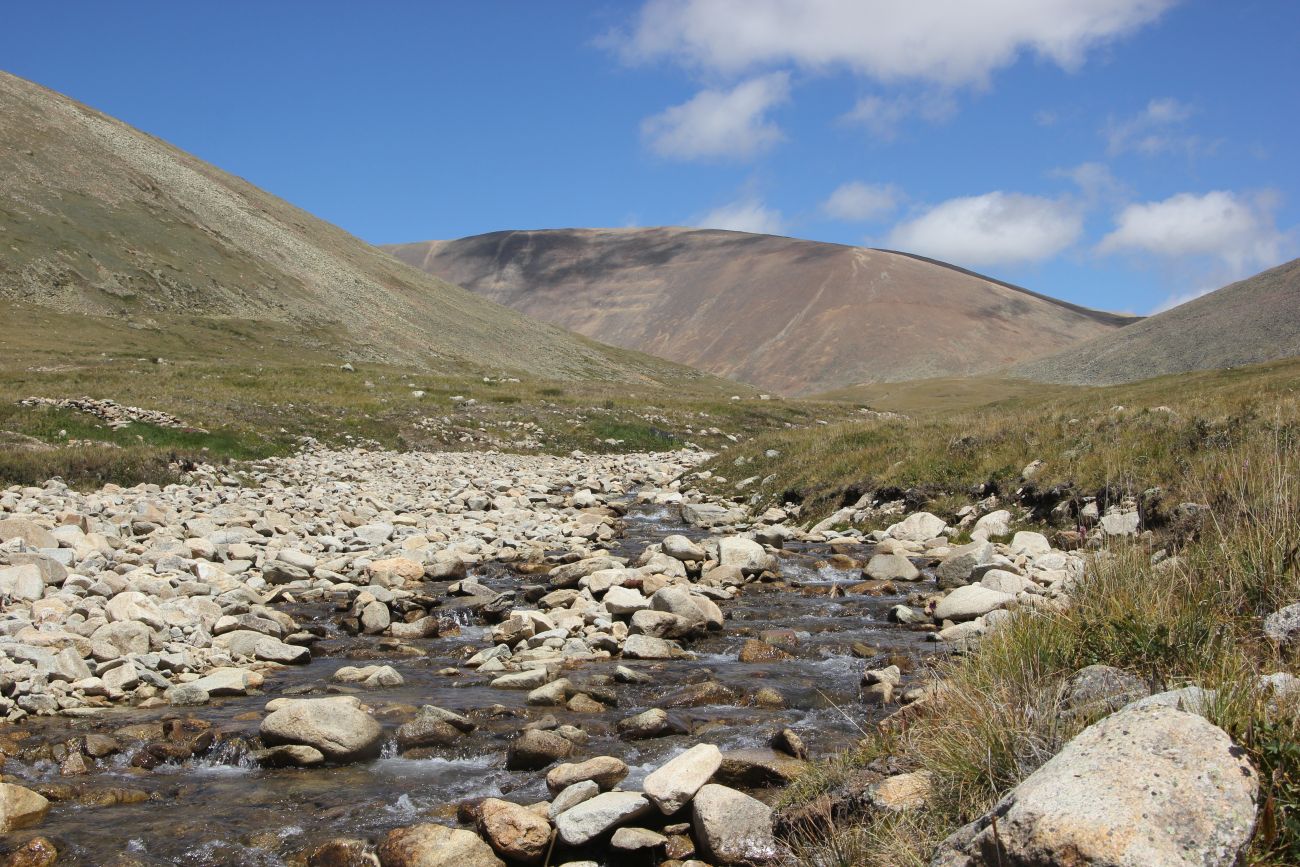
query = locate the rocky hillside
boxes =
[1012,257,1300,385]
[385,228,1136,395]
[0,72,713,387]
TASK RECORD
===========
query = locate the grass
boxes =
[699,356,1300,524]
[775,362,1300,865]
[0,301,860,487]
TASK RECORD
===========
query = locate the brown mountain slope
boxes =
[1012,258,1300,385]
[385,228,1135,395]
[0,71,717,387]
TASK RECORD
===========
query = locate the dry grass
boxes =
[777,375,1300,865]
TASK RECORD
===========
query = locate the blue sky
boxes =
[3,1,1297,314]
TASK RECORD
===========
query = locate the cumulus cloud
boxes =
[822,181,902,222]
[1097,190,1292,274]
[841,91,955,139]
[692,196,785,234]
[1104,97,1208,157]
[886,192,1083,266]
[642,73,790,160]
[620,0,1176,87]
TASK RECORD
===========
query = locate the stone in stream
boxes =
[692,783,776,865]
[253,744,326,768]
[621,634,684,660]
[737,639,792,663]
[933,585,1015,622]
[396,715,464,750]
[644,743,723,814]
[260,696,384,762]
[716,536,772,574]
[506,729,573,770]
[547,756,630,792]
[305,838,376,866]
[662,534,706,561]
[611,826,668,851]
[554,791,651,846]
[377,823,504,867]
[617,708,685,740]
[864,553,920,581]
[491,668,551,689]
[478,798,552,863]
[165,683,210,707]
[333,665,404,689]
[549,780,600,818]
[0,782,50,833]
[931,704,1258,867]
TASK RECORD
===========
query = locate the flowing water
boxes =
[1,501,936,865]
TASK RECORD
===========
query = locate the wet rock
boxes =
[716,536,771,574]
[396,713,466,750]
[554,791,651,846]
[506,729,573,770]
[479,797,552,863]
[333,665,404,689]
[692,784,776,865]
[377,823,503,867]
[253,744,326,767]
[644,743,722,814]
[771,728,808,760]
[618,708,680,740]
[717,748,807,787]
[547,756,630,792]
[931,705,1257,867]
[260,696,384,762]
[621,634,683,660]
[0,836,58,867]
[305,838,379,867]
[0,782,50,833]
[737,639,792,663]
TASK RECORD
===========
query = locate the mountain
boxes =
[1012,258,1300,385]
[385,228,1136,395]
[0,72,716,387]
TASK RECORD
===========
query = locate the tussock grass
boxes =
[777,364,1300,866]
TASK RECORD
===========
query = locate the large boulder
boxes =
[933,585,1015,623]
[478,798,551,863]
[971,510,1011,541]
[260,696,384,762]
[692,784,776,865]
[931,704,1257,867]
[644,743,723,814]
[885,512,947,542]
[506,729,572,770]
[0,518,58,549]
[716,536,772,575]
[935,541,994,589]
[547,756,629,793]
[0,783,50,833]
[377,823,503,867]
[864,553,920,581]
[554,791,651,846]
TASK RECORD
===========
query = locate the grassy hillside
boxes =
[0,301,860,487]
[386,228,1134,395]
[699,356,1300,523]
[0,71,720,387]
[1013,257,1300,385]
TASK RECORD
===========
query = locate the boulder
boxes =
[547,756,629,793]
[971,510,1011,541]
[377,824,503,867]
[506,729,573,770]
[930,704,1257,867]
[1060,664,1149,718]
[933,585,1014,623]
[935,541,994,588]
[885,512,947,542]
[864,553,920,582]
[1264,602,1300,647]
[691,784,776,865]
[644,743,722,814]
[662,535,706,561]
[716,536,771,575]
[554,791,651,846]
[0,783,50,834]
[0,518,58,549]
[1009,531,1051,558]
[260,696,384,762]
[479,798,551,863]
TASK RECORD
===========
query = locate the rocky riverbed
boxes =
[0,445,1095,865]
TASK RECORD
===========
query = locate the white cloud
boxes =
[886,192,1083,266]
[1097,190,1291,274]
[841,91,955,139]
[1104,97,1206,156]
[692,196,785,234]
[620,0,1177,87]
[642,73,790,160]
[822,181,901,222]
[1055,161,1129,207]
